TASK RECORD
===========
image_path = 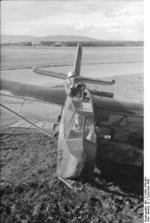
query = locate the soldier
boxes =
[65,71,85,98]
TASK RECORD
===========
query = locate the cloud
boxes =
[1,0,143,40]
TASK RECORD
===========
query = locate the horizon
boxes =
[1,1,143,41]
[2,34,144,43]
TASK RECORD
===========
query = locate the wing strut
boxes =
[0,103,52,138]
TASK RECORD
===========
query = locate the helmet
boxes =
[67,71,76,78]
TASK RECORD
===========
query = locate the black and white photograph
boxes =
[0,0,146,222]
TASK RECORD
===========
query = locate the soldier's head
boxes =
[67,71,76,79]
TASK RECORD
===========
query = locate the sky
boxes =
[1,0,144,41]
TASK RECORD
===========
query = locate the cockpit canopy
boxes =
[63,96,96,143]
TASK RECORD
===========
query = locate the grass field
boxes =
[1,45,143,70]
[0,128,143,223]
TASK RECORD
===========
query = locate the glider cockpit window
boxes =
[84,117,96,143]
[68,102,74,112]
[68,113,84,139]
[64,101,74,136]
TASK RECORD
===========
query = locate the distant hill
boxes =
[38,35,99,42]
[1,35,99,44]
[1,34,143,47]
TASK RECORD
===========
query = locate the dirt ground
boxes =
[0,127,143,223]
